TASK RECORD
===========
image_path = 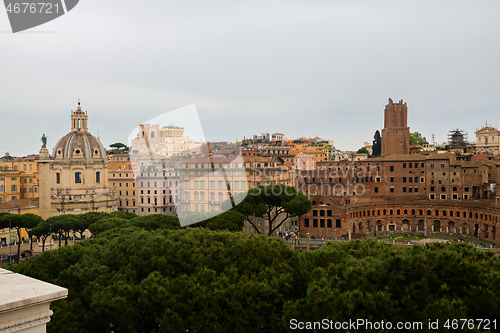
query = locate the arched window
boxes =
[200,192,205,201]
[194,192,199,201]
[96,171,101,183]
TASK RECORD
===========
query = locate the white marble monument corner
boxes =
[0,268,68,333]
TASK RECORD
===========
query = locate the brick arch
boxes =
[401,219,410,231]
[433,220,441,232]
[417,219,425,231]
[461,222,469,235]
[447,221,456,233]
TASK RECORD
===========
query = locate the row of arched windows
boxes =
[349,207,498,223]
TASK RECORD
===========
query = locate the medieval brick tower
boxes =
[381,98,410,157]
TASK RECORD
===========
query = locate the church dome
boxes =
[52,101,106,160]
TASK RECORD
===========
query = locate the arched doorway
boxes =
[483,225,489,239]
[474,223,479,237]
[376,220,383,232]
[358,221,364,234]
[417,219,425,231]
[492,226,496,241]
[401,219,410,232]
[433,220,441,232]
[447,221,456,233]
[461,222,468,235]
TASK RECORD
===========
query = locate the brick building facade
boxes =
[297,153,500,243]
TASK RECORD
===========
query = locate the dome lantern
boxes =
[71,98,88,133]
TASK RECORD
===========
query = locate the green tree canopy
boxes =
[410,131,427,145]
[10,235,500,332]
[13,229,299,333]
[357,147,370,155]
[186,210,245,232]
[109,142,128,150]
[227,184,311,236]
[0,213,42,262]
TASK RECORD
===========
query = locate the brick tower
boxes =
[381,98,410,157]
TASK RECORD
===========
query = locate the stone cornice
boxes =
[0,310,53,333]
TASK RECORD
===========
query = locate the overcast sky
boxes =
[1,0,499,156]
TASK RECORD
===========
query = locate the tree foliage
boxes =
[356,147,370,155]
[372,130,381,156]
[284,241,500,332]
[9,234,500,332]
[228,184,311,236]
[0,213,42,263]
[13,229,299,333]
[410,131,427,145]
[186,210,245,232]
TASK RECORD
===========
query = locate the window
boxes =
[403,163,406,168]
[96,171,101,183]
[403,187,407,193]
[440,194,447,200]
[313,219,318,227]
[374,187,379,193]
[441,187,446,192]
[430,194,435,199]
[390,166,394,171]
[56,172,61,184]
[320,219,325,228]
[336,219,341,228]
[327,219,332,228]
[403,177,407,183]
[390,187,394,193]
[390,177,394,183]
[74,172,82,184]
[304,218,310,227]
